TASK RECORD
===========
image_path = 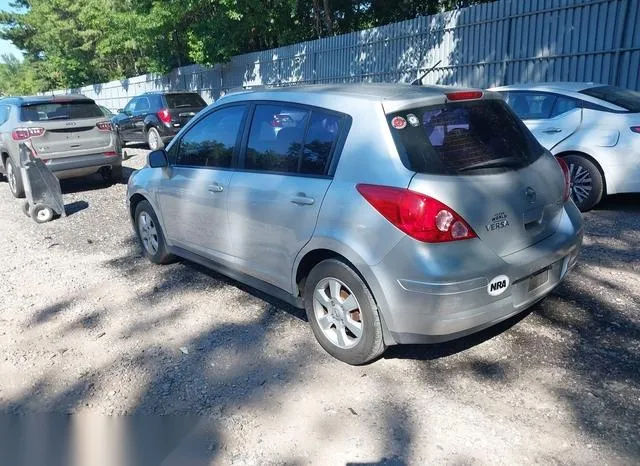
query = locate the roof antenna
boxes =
[410,60,442,86]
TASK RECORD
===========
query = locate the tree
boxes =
[0,0,490,93]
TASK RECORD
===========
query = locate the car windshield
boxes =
[20,100,103,121]
[164,93,206,109]
[388,99,544,175]
[579,86,640,112]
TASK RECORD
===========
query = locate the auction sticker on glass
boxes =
[391,116,407,129]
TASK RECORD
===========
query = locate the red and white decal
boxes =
[391,116,407,129]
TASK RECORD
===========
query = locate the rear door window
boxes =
[0,105,10,125]
[389,99,544,175]
[245,104,310,173]
[579,86,640,112]
[550,96,579,118]
[165,93,206,109]
[175,105,247,168]
[20,100,103,121]
[506,92,557,120]
[134,97,150,113]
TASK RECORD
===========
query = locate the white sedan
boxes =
[491,82,640,211]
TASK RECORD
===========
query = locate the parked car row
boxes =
[2,81,636,364]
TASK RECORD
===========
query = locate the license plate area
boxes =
[528,267,550,292]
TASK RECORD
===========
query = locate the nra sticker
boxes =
[406,113,420,127]
[487,275,510,297]
[391,116,407,129]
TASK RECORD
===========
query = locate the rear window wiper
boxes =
[457,157,524,173]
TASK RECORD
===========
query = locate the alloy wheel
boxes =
[312,277,363,349]
[138,211,159,255]
[569,162,593,205]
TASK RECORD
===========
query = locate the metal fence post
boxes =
[611,0,630,86]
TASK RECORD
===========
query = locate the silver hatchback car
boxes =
[127,84,583,365]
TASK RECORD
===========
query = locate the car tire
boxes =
[303,259,386,365]
[147,127,164,151]
[6,157,25,198]
[562,154,604,212]
[134,200,175,264]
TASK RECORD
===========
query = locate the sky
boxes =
[0,0,24,61]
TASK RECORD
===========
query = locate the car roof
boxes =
[490,82,603,93]
[217,83,489,114]
[142,91,202,96]
[0,94,93,105]
[488,82,631,111]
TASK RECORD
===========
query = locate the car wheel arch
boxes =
[556,150,608,196]
[292,244,397,345]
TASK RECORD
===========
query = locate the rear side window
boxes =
[175,105,246,168]
[389,100,544,175]
[301,111,341,175]
[20,100,103,121]
[165,93,206,109]
[506,92,556,120]
[579,86,640,112]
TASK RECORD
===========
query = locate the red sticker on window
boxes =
[391,116,407,129]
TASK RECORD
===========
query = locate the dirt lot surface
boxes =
[0,149,638,465]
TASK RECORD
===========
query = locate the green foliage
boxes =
[0,0,489,94]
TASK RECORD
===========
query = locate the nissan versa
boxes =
[127,84,583,365]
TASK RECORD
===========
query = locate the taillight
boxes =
[630,126,640,134]
[356,184,477,243]
[556,157,571,202]
[96,121,113,131]
[157,108,171,124]
[12,127,45,141]
[446,91,483,101]
[104,151,118,157]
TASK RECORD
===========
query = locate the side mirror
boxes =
[117,108,124,113]
[148,150,168,168]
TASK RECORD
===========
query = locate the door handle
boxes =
[208,184,224,193]
[542,128,563,134]
[290,194,315,206]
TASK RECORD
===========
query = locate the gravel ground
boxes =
[0,149,638,465]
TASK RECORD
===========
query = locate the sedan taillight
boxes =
[630,126,640,134]
[356,184,477,243]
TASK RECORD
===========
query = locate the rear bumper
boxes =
[156,123,180,141]
[47,153,122,177]
[368,202,584,344]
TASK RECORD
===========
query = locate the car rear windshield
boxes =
[164,93,206,109]
[579,86,640,112]
[388,99,544,175]
[20,100,103,121]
